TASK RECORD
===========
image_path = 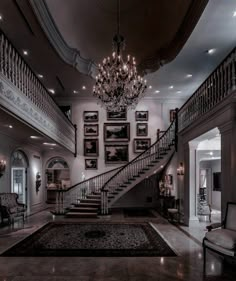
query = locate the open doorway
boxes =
[189,128,221,222]
[11,150,29,205]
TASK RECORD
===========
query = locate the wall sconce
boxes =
[177,162,184,176]
[36,172,41,192]
[0,160,6,177]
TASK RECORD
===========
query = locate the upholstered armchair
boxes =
[203,202,236,270]
[0,193,27,224]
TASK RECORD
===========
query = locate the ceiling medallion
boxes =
[93,0,147,112]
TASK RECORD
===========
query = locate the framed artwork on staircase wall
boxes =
[104,123,130,142]
[85,159,98,170]
[107,109,127,120]
[84,139,99,156]
[136,123,148,136]
[133,138,151,153]
[84,124,99,136]
[105,144,129,164]
[135,111,149,121]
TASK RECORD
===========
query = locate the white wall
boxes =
[0,133,44,215]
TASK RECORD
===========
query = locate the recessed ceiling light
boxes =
[207,49,216,55]
[48,89,55,94]
[38,74,43,79]
[160,165,163,168]
[0,15,3,21]
[148,85,152,89]
[8,125,13,129]
[169,85,174,89]
[82,86,86,90]
[23,50,28,56]
[176,91,182,94]
[186,74,193,78]
[30,136,39,139]
[73,90,78,94]
[155,90,160,93]
[233,11,236,17]
[43,142,56,146]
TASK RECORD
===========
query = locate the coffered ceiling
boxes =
[0,0,236,101]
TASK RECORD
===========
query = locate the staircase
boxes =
[57,117,177,218]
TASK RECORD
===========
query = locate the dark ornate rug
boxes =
[123,208,156,218]
[1,222,177,257]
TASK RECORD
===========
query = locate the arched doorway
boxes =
[11,150,29,205]
[46,157,70,203]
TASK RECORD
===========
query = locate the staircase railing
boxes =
[53,166,122,214]
[100,115,178,215]
[178,47,236,132]
[0,31,76,153]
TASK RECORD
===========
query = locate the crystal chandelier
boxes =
[93,0,147,112]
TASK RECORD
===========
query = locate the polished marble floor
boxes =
[0,209,235,281]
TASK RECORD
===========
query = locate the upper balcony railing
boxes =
[178,47,236,132]
[0,31,76,154]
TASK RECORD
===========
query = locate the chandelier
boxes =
[93,0,147,112]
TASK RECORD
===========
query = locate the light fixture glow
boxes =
[186,74,192,78]
[0,15,3,21]
[148,85,152,89]
[169,85,174,89]
[43,142,56,146]
[23,50,28,56]
[30,136,39,139]
[8,125,13,129]
[155,90,160,93]
[233,11,236,17]
[48,89,55,94]
[176,91,182,94]
[38,74,43,79]
[207,49,216,55]
[82,86,86,90]
[73,90,78,94]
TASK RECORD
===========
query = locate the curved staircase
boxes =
[55,117,177,218]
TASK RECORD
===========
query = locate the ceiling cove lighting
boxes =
[93,0,147,112]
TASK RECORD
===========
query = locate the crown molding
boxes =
[29,0,97,78]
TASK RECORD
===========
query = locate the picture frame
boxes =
[83,111,99,122]
[104,123,130,142]
[107,109,127,121]
[85,159,98,170]
[136,123,148,136]
[84,124,99,136]
[84,139,99,156]
[105,144,129,164]
[133,138,151,153]
[135,111,148,121]
[169,109,177,122]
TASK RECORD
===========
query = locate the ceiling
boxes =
[0,1,235,110]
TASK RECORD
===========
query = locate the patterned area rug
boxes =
[123,209,156,218]
[1,222,177,257]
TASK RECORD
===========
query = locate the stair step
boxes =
[80,199,100,204]
[73,202,100,207]
[66,212,97,218]
[69,207,98,212]
[87,195,101,199]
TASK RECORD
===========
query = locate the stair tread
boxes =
[66,212,97,217]
[74,202,99,206]
[70,207,98,211]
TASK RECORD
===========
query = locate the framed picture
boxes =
[105,144,129,164]
[104,123,130,142]
[169,109,177,122]
[85,159,98,170]
[84,111,99,122]
[133,138,151,153]
[107,109,127,121]
[84,124,99,136]
[136,123,148,136]
[84,139,99,156]
[135,111,148,121]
